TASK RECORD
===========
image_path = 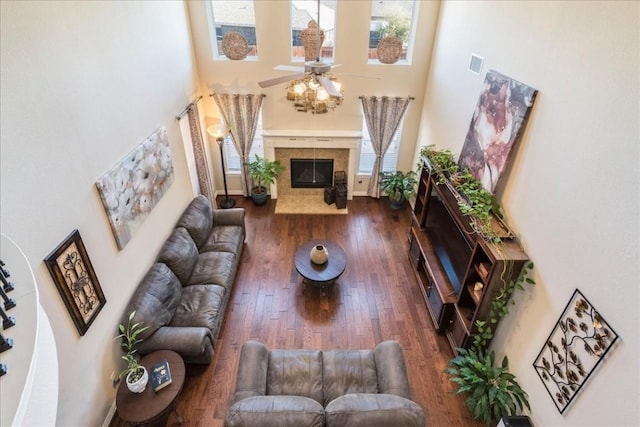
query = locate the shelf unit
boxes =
[409,156,529,353]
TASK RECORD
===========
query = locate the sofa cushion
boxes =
[322,349,378,406]
[325,393,425,427]
[176,195,213,249]
[267,349,324,405]
[186,251,236,289]
[124,263,182,340]
[201,225,244,254]
[169,284,226,331]
[157,227,198,284]
[225,396,324,427]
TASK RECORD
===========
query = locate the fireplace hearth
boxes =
[290,158,333,189]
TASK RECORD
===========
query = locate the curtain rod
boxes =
[175,95,203,120]
[358,96,415,100]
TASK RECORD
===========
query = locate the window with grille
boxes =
[357,118,402,175]
[222,112,264,174]
[368,0,418,64]
[290,0,336,62]
[208,1,258,59]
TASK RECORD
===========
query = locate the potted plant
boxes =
[445,347,530,427]
[245,154,285,206]
[379,170,418,209]
[420,144,458,178]
[116,310,149,393]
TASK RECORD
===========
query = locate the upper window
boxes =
[358,118,402,175]
[208,1,258,59]
[368,0,418,64]
[290,0,336,62]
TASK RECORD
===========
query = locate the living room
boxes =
[1,1,638,426]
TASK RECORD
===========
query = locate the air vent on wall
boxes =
[469,53,483,75]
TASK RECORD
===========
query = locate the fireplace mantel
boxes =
[263,130,362,200]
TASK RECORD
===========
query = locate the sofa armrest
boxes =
[232,340,269,403]
[137,325,213,357]
[212,207,245,228]
[374,341,411,398]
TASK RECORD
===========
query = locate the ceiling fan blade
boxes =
[274,65,305,72]
[336,72,381,80]
[258,72,307,88]
[317,75,342,98]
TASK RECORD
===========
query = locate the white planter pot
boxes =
[126,367,148,393]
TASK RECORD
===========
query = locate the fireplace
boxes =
[290,158,333,188]
[263,130,361,199]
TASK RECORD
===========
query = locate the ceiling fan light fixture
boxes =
[308,79,320,90]
[285,74,343,114]
[317,87,329,101]
[294,82,307,94]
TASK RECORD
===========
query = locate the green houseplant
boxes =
[446,347,530,426]
[420,144,458,178]
[116,310,149,393]
[245,154,285,206]
[379,170,418,209]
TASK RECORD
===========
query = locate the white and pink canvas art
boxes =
[458,70,537,194]
[96,127,174,250]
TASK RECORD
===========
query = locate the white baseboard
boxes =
[101,401,117,427]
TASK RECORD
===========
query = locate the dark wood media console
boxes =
[409,156,529,353]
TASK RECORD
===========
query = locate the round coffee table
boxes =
[295,240,346,290]
[116,350,185,426]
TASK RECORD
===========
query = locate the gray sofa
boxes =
[225,340,425,427]
[121,195,245,364]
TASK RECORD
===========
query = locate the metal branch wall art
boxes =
[533,289,619,413]
[44,230,106,336]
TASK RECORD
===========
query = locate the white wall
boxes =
[0,1,199,425]
[186,0,441,193]
[418,1,639,425]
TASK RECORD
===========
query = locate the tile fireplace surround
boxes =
[263,130,362,200]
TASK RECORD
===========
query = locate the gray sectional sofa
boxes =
[225,340,425,427]
[121,195,245,364]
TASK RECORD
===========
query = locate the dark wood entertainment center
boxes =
[409,156,529,353]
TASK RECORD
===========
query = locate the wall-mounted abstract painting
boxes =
[96,127,174,250]
[458,70,538,193]
[533,289,619,413]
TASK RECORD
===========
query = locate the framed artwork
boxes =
[533,289,619,413]
[44,229,106,336]
[458,70,538,193]
[96,126,174,250]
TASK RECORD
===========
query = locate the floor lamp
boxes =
[207,123,235,209]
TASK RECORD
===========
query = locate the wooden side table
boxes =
[116,350,185,426]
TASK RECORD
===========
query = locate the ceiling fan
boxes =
[258,60,342,98]
[257,0,342,98]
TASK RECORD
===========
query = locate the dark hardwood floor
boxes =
[110,196,483,427]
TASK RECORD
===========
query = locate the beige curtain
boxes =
[360,96,412,198]
[187,103,216,206]
[212,93,265,196]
